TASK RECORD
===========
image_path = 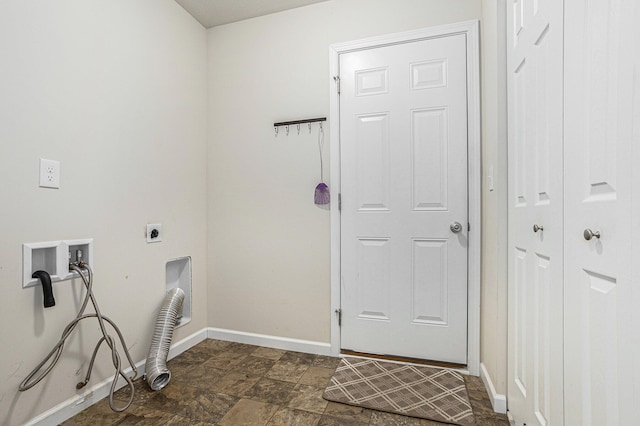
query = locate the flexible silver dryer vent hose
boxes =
[145,287,185,391]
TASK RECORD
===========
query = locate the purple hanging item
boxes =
[315,182,330,205]
[314,123,330,205]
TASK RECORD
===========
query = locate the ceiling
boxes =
[175,0,330,28]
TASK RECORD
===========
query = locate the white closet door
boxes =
[563,1,639,424]
[506,0,564,424]
[632,10,640,422]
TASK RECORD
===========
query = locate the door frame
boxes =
[328,20,481,376]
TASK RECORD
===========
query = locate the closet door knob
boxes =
[533,224,544,233]
[583,228,601,240]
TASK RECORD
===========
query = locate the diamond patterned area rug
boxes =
[323,357,475,425]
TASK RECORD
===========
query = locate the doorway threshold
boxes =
[340,349,466,370]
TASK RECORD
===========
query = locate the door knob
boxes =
[533,224,544,233]
[583,228,601,240]
[450,221,463,233]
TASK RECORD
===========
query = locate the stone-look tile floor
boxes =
[62,339,509,425]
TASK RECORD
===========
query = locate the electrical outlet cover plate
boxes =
[39,158,60,189]
[147,224,162,243]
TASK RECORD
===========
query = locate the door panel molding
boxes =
[507,0,564,424]
[329,20,481,376]
[563,1,638,423]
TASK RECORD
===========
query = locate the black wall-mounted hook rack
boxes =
[273,117,326,127]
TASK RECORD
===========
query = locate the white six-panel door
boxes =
[339,34,469,364]
[507,0,564,424]
[563,1,639,424]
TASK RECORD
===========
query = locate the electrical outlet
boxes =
[146,224,162,243]
[39,159,60,189]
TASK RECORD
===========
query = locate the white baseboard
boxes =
[480,362,507,414]
[167,328,209,360]
[207,327,332,356]
[26,328,208,426]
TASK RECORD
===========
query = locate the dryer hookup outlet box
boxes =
[146,224,162,243]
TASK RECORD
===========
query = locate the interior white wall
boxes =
[480,0,509,399]
[206,0,483,343]
[0,2,207,425]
